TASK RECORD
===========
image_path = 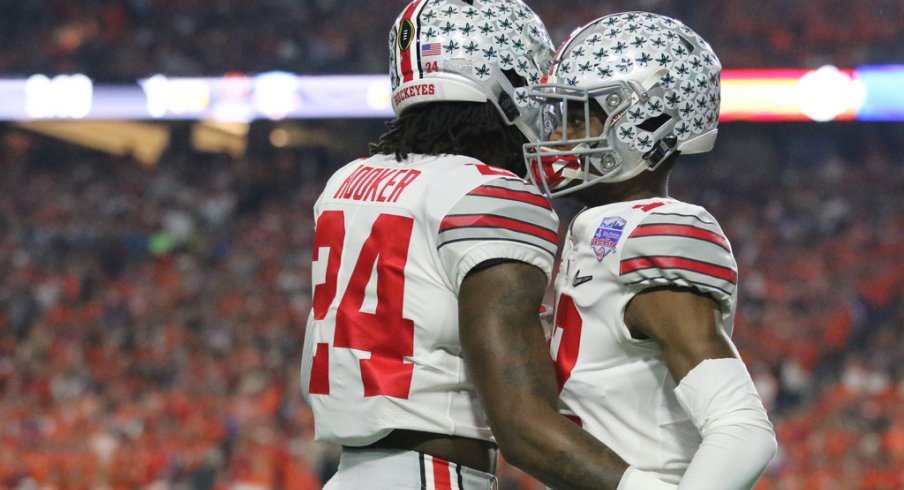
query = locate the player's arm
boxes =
[625,287,735,379]
[625,288,776,490]
[460,260,654,490]
[444,174,670,489]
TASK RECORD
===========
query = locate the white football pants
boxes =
[324,447,497,490]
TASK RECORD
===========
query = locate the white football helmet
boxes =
[389,0,555,142]
[524,12,722,196]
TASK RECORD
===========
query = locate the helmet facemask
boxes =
[525,75,682,197]
[523,12,721,197]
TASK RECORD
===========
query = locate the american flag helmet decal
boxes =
[388,0,555,143]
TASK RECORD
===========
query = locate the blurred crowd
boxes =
[1,1,904,489]
[1,0,903,81]
[0,133,334,489]
[673,123,904,489]
[1,120,903,489]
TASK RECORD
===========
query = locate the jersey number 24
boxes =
[308,210,415,399]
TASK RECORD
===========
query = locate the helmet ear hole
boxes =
[502,68,528,89]
[498,91,521,122]
[637,113,672,133]
[499,68,527,121]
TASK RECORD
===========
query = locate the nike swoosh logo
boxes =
[572,270,593,287]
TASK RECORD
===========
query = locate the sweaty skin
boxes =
[459,261,630,490]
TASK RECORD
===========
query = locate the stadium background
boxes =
[1,0,903,488]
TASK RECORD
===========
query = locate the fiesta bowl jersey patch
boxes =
[549,197,736,475]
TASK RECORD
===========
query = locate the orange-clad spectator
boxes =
[860,467,903,490]
[280,445,323,490]
[1,122,903,489]
[883,415,904,459]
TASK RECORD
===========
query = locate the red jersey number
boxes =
[551,294,583,392]
[632,201,666,212]
[311,211,345,320]
[309,212,415,399]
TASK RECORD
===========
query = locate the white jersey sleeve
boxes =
[436,175,559,292]
[550,198,741,481]
[617,204,737,313]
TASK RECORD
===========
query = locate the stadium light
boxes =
[2,66,904,122]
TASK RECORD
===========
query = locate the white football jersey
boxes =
[301,153,559,446]
[550,198,738,483]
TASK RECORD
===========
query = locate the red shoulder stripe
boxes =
[630,224,730,250]
[467,186,552,210]
[620,255,737,284]
[440,214,558,245]
[466,163,518,177]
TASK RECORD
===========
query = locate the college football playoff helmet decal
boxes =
[389,0,555,142]
[524,12,722,196]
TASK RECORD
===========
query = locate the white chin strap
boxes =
[559,145,591,181]
[546,159,584,180]
[537,144,588,186]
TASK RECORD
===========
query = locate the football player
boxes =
[525,11,778,490]
[301,1,666,489]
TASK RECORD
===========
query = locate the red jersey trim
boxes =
[620,255,738,284]
[467,185,553,210]
[629,223,730,251]
[440,214,558,245]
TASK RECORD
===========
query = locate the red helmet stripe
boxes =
[399,0,428,83]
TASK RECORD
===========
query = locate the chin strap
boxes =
[643,135,679,170]
[529,147,582,191]
[541,154,583,180]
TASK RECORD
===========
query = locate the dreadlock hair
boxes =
[370,101,528,175]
